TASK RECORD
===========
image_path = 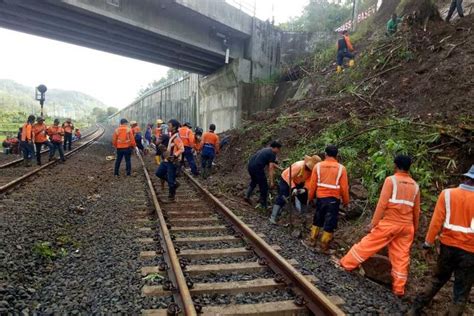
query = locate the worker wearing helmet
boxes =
[270,155,321,225]
[155,119,184,201]
[154,119,168,141]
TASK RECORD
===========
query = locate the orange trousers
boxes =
[340,220,415,296]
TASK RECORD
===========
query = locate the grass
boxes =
[285,117,449,210]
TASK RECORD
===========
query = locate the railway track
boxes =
[0,126,104,194]
[0,127,97,169]
[136,151,345,316]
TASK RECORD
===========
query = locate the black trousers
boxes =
[412,243,474,314]
[63,132,73,151]
[313,197,340,232]
[247,167,269,207]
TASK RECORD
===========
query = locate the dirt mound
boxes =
[205,15,473,315]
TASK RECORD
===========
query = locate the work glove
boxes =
[291,188,305,196]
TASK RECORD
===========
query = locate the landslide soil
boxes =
[203,16,474,315]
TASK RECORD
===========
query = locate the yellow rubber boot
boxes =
[349,59,355,67]
[155,155,161,165]
[307,226,320,246]
[336,65,342,73]
[320,231,333,253]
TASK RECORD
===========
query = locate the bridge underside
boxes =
[0,0,238,74]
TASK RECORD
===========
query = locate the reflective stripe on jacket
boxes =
[281,161,311,188]
[167,133,184,160]
[112,125,136,149]
[308,157,349,205]
[388,175,419,207]
[178,126,195,148]
[425,185,474,253]
[371,172,421,229]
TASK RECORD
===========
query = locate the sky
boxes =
[0,0,308,110]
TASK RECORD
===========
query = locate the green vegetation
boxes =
[0,79,107,119]
[32,241,67,260]
[143,273,164,282]
[138,68,188,97]
[287,117,451,210]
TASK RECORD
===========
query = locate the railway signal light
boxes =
[35,84,47,117]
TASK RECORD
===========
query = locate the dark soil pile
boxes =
[202,14,473,315]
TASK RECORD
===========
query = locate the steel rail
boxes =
[0,127,104,194]
[136,150,196,316]
[184,172,345,316]
[0,127,97,169]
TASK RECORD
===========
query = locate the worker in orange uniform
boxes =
[47,119,66,162]
[32,117,53,165]
[178,122,199,176]
[200,124,220,179]
[270,155,321,224]
[130,121,144,152]
[62,118,74,151]
[306,145,350,252]
[156,119,184,201]
[20,115,36,166]
[74,128,81,140]
[340,155,420,297]
[336,30,355,73]
[112,118,136,176]
[154,119,168,141]
[409,165,474,316]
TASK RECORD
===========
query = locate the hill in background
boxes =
[0,79,107,119]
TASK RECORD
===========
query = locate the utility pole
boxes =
[351,0,360,32]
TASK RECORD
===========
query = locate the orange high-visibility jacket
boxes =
[21,123,33,142]
[201,131,220,154]
[337,35,354,52]
[178,126,195,148]
[112,125,136,149]
[282,161,312,188]
[32,123,48,143]
[308,157,349,206]
[62,122,74,134]
[167,133,184,159]
[372,172,421,230]
[425,185,474,253]
[132,126,141,135]
[48,125,65,143]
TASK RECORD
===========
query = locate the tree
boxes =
[106,106,119,116]
[91,107,107,122]
[137,69,189,97]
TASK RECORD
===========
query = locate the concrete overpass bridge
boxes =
[0,0,310,131]
[0,0,279,76]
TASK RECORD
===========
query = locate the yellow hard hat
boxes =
[130,120,137,125]
[156,119,164,124]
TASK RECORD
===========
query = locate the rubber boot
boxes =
[349,59,355,67]
[155,155,161,165]
[305,226,320,247]
[269,205,281,224]
[320,231,333,253]
[336,65,342,73]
